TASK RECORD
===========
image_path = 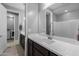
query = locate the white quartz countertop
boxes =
[28,33,79,56]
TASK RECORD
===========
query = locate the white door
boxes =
[0,4,7,55]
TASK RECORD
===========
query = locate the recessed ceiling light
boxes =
[65,10,68,12]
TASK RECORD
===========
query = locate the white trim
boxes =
[7,9,20,14]
[17,12,20,45]
[14,15,15,45]
[25,3,27,56]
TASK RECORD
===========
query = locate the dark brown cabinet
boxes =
[20,34,25,49]
[27,39,33,56]
[27,38,58,56]
[33,48,43,56]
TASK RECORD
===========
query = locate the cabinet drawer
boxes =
[33,41,48,56]
[28,39,33,56]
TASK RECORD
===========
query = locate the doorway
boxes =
[7,12,15,47]
[7,11,19,47]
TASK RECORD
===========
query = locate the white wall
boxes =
[0,4,7,55]
[26,3,47,34]
[27,3,39,34]
[14,14,19,41]
[23,4,47,34]
[54,11,79,40]
[39,10,46,33]
[20,12,25,34]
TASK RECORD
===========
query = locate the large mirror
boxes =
[47,3,79,43]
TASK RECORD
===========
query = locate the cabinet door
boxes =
[33,48,43,56]
[28,39,33,56]
[20,34,25,49]
[33,41,49,56]
[27,39,58,56]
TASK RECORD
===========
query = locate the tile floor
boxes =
[1,39,24,56]
[1,40,24,56]
[1,45,24,56]
[1,46,18,56]
[1,40,18,56]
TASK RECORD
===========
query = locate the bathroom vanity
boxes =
[27,33,61,56]
[28,38,58,56]
[27,33,79,56]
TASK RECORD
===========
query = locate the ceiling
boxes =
[2,3,25,11]
[2,3,79,15]
[48,3,79,15]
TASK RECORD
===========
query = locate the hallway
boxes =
[1,41,24,56]
[1,46,18,56]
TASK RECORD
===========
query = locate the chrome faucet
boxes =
[48,33,54,40]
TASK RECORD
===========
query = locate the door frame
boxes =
[7,10,19,46]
